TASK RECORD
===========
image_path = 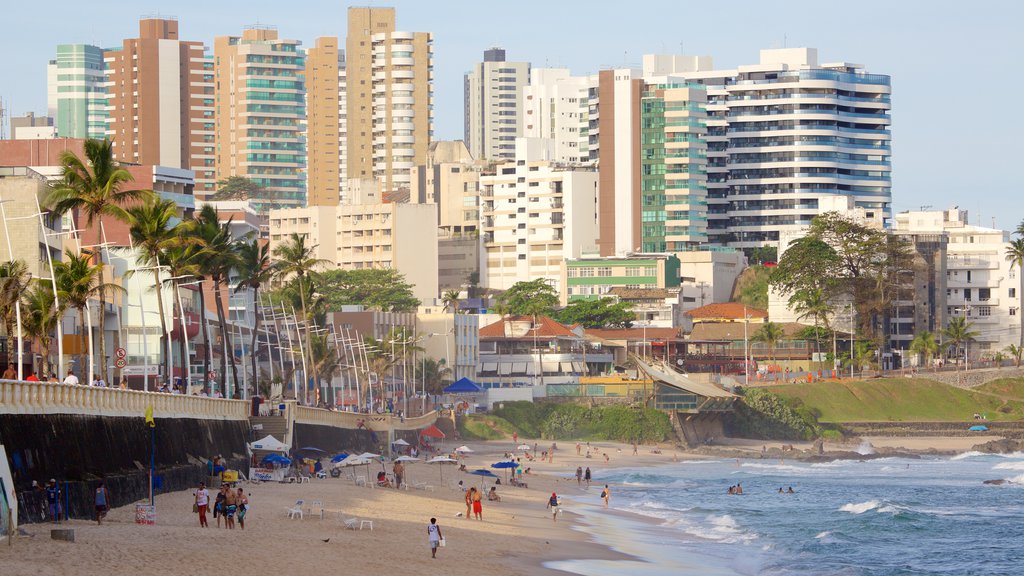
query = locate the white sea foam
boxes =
[839,500,880,514]
[682,514,758,544]
[952,450,1024,461]
[992,461,1024,471]
[856,441,876,455]
[815,530,832,539]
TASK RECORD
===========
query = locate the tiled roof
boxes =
[684,302,768,320]
[585,327,682,340]
[605,287,678,300]
[478,315,578,339]
[688,322,808,341]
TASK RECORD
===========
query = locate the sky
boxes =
[3,0,1022,231]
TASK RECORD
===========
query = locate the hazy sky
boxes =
[3,0,1021,231]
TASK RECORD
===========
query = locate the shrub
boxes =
[728,388,820,440]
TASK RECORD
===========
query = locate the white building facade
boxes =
[464,48,529,162]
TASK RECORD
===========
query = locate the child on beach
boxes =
[427,518,443,558]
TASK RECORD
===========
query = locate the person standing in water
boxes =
[601,484,610,508]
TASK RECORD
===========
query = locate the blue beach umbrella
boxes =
[470,468,499,489]
[330,453,349,464]
[491,460,518,482]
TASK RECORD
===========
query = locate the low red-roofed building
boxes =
[684,302,768,324]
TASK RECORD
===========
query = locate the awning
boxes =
[511,362,527,374]
[572,362,586,373]
[443,377,483,394]
[499,363,512,375]
[542,361,559,372]
[560,362,574,373]
[482,362,497,372]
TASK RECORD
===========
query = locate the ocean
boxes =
[546,451,1024,576]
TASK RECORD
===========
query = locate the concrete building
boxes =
[894,208,1021,361]
[0,167,63,279]
[306,37,344,206]
[268,205,338,262]
[214,27,306,211]
[464,47,529,162]
[416,304,480,382]
[268,202,439,302]
[370,29,433,193]
[47,44,107,139]
[345,7,395,187]
[522,68,595,164]
[10,113,56,140]
[677,249,747,306]
[481,138,599,293]
[104,18,216,197]
[560,252,681,304]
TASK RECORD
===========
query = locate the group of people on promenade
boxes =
[194,481,248,529]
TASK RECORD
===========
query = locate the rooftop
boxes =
[684,302,768,321]
[479,315,579,340]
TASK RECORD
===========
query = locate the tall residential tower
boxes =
[306,36,345,206]
[464,47,529,162]
[47,44,107,139]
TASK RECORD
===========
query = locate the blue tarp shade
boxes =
[443,377,483,394]
[330,453,349,463]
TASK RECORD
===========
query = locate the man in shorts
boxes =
[224,485,238,529]
[427,517,443,558]
[94,481,110,525]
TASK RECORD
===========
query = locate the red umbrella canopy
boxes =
[419,424,446,439]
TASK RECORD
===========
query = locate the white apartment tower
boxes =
[522,69,595,164]
[370,30,434,193]
[47,44,107,139]
[480,138,599,292]
[464,47,530,162]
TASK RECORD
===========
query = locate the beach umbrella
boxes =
[517,444,531,451]
[393,455,419,485]
[338,456,374,482]
[455,445,474,453]
[392,438,411,446]
[469,468,499,490]
[427,456,458,484]
[330,453,349,464]
[969,425,989,431]
[296,446,327,453]
[491,460,518,483]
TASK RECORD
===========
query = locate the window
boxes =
[567,268,577,278]
[579,267,594,277]
[1011,288,1017,298]
[1012,308,1018,316]
[979,288,991,301]
[978,306,991,317]
[597,267,612,277]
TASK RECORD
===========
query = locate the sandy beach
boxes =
[0,439,681,576]
[0,434,1005,575]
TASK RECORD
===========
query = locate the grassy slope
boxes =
[975,378,1024,400]
[771,377,1024,422]
[731,265,771,310]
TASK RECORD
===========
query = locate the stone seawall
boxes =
[292,423,421,455]
[1,414,249,524]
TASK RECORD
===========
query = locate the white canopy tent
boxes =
[249,435,290,453]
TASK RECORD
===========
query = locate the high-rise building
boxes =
[370,29,433,193]
[480,138,599,292]
[346,7,395,186]
[522,68,595,164]
[105,18,216,196]
[10,113,56,140]
[47,44,107,139]
[306,37,344,206]
[214,28,306,211]
[464,47,529,161]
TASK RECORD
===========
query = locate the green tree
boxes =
[497,278,558,317]
[790,286,833,371]
[235,239,276,397]
[210,176,268,201]
[274,233,329,399]
[943,316,979,372]
[54,250,120,380]
[0,259,32,356]
[48,138,154,382]
[909,330,939,367]
[159,244,202,387]
[752,321,785,363]
[316,268,420,312]
[1005,344,1023,368]
[1006,237,1024,357]
[188,205,241,395]
[732,265,772,310]
[552,297,636,328]
[126,197,184,382]
[308,332,340,405]
[22,280,60,378]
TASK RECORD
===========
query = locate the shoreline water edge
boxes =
[3,437,1023,576]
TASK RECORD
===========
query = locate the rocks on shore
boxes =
[971,438,1024,454]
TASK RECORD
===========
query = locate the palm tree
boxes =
[0,260,32,367]
[909,330,939,368]
[791,287,832,372]
[308,333,340,406]
[752,321,785,365]
[235,239,276,397]
[441,288,460,372]
[943,316,979,373]
[160,244,202,389]
[48,139,154,382]
[126,197,183,383]
[54,250,119,381]
[1006,238,1024,359]
[22,281,60,378]
[420,358,452,396]
[1006,344,1023,368]
[273,234,328,398]
[189,205,241,396]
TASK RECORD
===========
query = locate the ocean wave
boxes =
[683,514,759,544]
[814,530,832,539]
[992,461,1024,471]
[839,500,880,514]
[952,451,1024,461]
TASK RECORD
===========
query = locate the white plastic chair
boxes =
[308,499,325,520]
[286,499,304,519]
[339,512,359,530]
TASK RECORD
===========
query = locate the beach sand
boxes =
[0,439,677,576]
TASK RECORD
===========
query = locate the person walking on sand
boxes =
[214,484,227,528]
[236,488,248,529]
[224,486,238,529]
[428,517,443,558]
[601,484,610,508]
[195,482,210,527]
[576,466,583,486]
[632,443,638,456]
[472,486,484,520]
[94,481,109,525]
[547,492,560,522]
[464,486,474,518]
[584,467,592,487]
